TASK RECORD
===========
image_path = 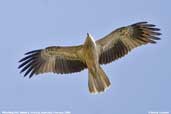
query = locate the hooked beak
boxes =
[87,33,93,38]
[87,33,90,37]
[85,33,95,44]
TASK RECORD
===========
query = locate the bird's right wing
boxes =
[18,45,87,78]
[96,22,161,64]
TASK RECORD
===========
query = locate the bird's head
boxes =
[84,33,96,47]
[85,33,95,43]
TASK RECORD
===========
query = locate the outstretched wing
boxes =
[18,45,87,78]
[97,22,161,64]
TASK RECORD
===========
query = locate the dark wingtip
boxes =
[25,49,41,55]
[152,28,160,31]
[132,21,162,44]
[24,73,27,77]
[29,75,33,78]
[132,22,148,26]
[132,22,157,27]
[150,36,161,40]
[145,24,156,27]
[134,21,148,25]
[18,57,27,63]
[150,40,157,44]
[18,66,21,69]
[18,49,42,78]
[156,32,162,35]
[20,67,26,73]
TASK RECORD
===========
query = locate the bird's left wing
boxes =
[96,22,161,64]
[18,45,87,78]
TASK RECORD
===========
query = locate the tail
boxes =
[88,66,111,94]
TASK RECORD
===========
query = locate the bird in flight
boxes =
[18,22,161,94]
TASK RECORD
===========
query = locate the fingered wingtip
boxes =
[24,49,41,55]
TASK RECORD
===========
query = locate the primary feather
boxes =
[97,22,161,64]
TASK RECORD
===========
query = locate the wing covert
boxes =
[18,45,87,78]
[97,22,161,64]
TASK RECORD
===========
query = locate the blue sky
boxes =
[0,0,171,114]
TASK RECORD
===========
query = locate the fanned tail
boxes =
[88,66,111,94]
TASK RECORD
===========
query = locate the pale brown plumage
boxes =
[18,22,161,94]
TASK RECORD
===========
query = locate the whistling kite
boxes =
[18,22,161,94]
